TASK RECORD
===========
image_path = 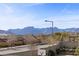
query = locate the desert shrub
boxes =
[14,41,24,46]
[0,42,9,48]
[16,36,26,45]
[54,32,61,36]
[74,47,79,55]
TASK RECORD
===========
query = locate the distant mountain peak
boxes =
[0,30,14,35]
[0,26,78,35]
[23,26,34,29]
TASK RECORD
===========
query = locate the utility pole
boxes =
[45,20,53,35]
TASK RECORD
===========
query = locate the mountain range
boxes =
[5,26,79,35]
[0,26,79,35]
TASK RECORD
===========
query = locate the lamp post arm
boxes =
[45,20,53,35]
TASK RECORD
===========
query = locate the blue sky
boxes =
[0,3,79,30]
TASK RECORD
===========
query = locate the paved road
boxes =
[0,44,56,55]
[0,45,32,55]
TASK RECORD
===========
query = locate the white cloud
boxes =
[44,15,79,29]
[61,4,79,14]
[0,4,14,15]
[4,5,14,14]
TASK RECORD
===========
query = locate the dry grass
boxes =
[0,32,79,48]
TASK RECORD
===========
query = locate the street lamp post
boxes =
[45,20,53,35]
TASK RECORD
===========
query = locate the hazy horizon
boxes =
[2,26,79,31]
[0,3,79,30]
